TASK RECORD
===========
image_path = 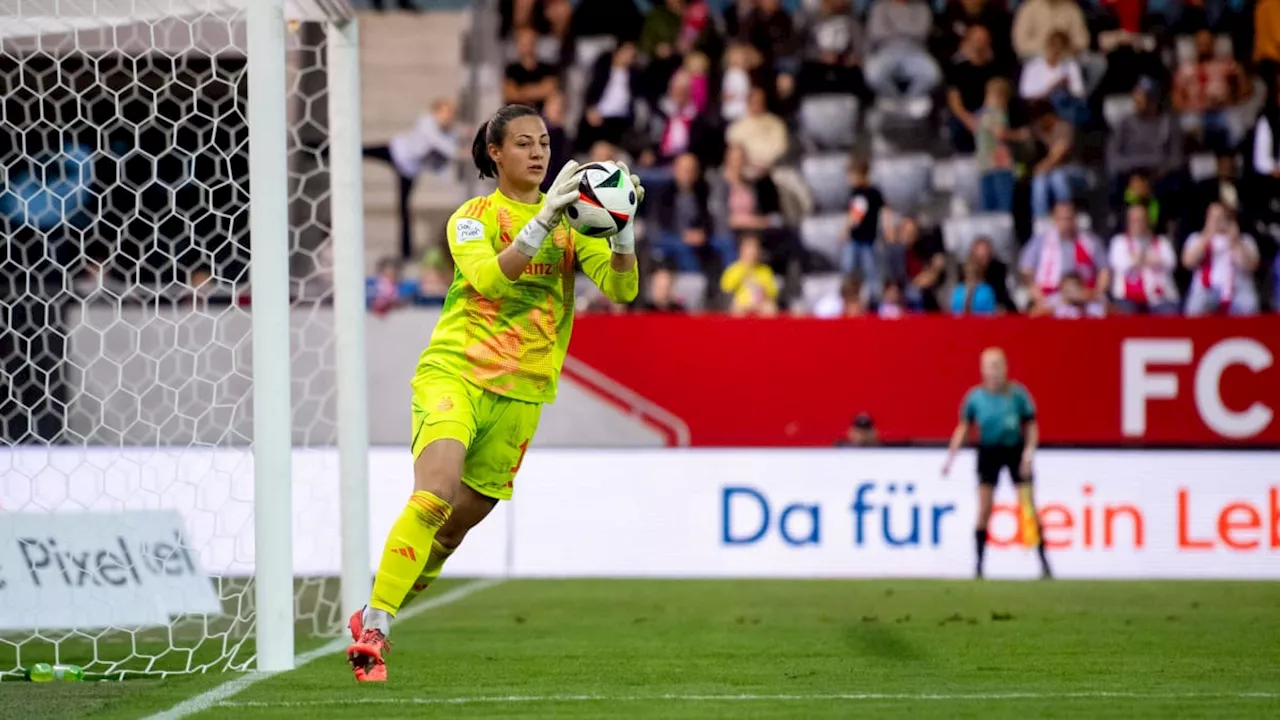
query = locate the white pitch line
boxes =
[217,691,1280,708]
[145,578,504,720]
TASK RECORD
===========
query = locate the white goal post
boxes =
[0,0,369,675]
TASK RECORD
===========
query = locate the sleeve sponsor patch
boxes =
[454,218,485,244]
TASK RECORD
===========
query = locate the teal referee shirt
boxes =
[961,383,1036,447]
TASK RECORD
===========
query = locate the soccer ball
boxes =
[564,161,638,238]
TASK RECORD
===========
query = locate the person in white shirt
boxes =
[1182,202,1262,316]
[1107,204,1180,315]
[362,98,461,258]
[1019,30,1087,126]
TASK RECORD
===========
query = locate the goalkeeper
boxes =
[347,104,642,682]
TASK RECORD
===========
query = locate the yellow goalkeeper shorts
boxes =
[409,367,541,501]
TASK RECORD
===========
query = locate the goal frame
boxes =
[3,0,370,674]
[245,0,371,672]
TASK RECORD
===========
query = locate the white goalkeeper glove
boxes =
[608,161,645,256]
[516,159,581,258]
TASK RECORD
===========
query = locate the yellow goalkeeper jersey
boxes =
[418,189,639,404]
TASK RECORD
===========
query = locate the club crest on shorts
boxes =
[437,397,454,412]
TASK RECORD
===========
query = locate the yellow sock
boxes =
[400,539,455,609]
[369,491,452,615]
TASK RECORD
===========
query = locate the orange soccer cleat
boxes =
[346,609,390,682]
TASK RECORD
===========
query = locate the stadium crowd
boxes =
[363,0,1280,318]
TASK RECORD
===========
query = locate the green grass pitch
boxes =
[6,579,1280,720]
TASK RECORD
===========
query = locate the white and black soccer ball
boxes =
[564,161,638,238]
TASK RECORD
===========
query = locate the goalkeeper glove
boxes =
[608,161,645,256]
[516,160,581,258]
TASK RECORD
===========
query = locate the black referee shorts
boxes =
[976,444,1029,487]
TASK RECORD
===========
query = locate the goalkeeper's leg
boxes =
[401,486,499,607]
[348,436,464,682]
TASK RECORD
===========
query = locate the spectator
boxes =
[799,0,868,98]
[362,98,460,259]
[711,143,783,236]
[676,0,718,56]
[646,70,703,165]
[1182,203,1262,316]
[540,92,572,192]
[1108,204,1181,315]
[1019,201,1110,310]
[814,274,869,318]
[835,412,878,446]
[1026,100,1084,218]
[648,153,736,277]
[975,77,1016,212]
[865,0,939,102]
[504,28,560,111]
[579,41,642,152]
[1106,78,1183,212]
[882,212,945,310]
[740,0,798,69]
[1190,152,1243,225]
[726,86,789,173]
[1120,172,1161,232]
[1259,0,1280,81]
[683,51,712,113]
[878,280,907,317]
[721,42,762,122]
[970,236,1017,311]
[721,233,780,316]
[1012,0,1089,61]
[950,251,1000,316]
[946,24,1001,154]
[639,0,685,59]
[1173,29,1251,152]
[843,155,884,287]
[639,266,688,312]
[933,0,1013,68]
[367,257,404,316]
[1030,271,1106,317]
[1018,30,1087,127]
[1254,82,1280,208]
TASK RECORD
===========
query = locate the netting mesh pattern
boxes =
[1,3,345,678]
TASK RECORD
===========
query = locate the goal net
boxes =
[0,0,367,678]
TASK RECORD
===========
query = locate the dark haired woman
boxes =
[346,105,644,682]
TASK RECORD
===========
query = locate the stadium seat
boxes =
[1102,94,1135,129]
[799,213,848,269]
[869,153,933,215]
[799,95,859,151]
[800,273,843,313]
[934,157,980,212]
[800,153,850,213]
[672,272,707,311]
[943,212,1016,264]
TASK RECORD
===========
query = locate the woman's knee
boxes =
[412,439,467,502]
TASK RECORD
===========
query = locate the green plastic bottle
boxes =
[24,663,85,682]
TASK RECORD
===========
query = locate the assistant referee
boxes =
[942,347,1051,580]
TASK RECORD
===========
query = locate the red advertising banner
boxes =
[567,316,1280,447]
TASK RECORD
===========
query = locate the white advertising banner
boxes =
[0,447,509,579]
[510,449,1280,580]
[3,447,1276,580]
[0,511,222,630]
